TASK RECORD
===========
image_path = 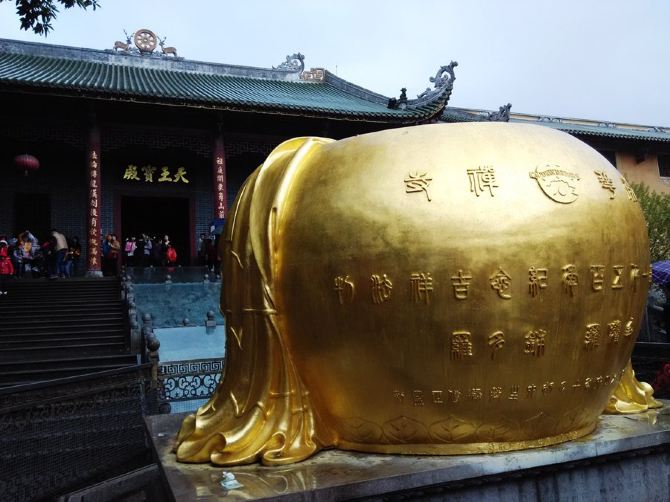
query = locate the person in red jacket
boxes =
[0,237,15,295]
[166,244,177,266]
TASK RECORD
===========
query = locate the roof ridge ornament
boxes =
[110,28,181,59]
[274,53,305,73]
[300,68,325,82]
[417,61,458,99]
[538,116,562,123]
[487,103,512,122]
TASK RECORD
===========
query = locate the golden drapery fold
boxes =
[174,137,335,466]
[606,360,663,414]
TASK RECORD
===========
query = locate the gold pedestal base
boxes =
[337,422,597,456]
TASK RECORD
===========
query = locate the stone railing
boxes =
[157,358,223,406]
[0,364,153,502]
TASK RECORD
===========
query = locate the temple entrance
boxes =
[120,196,190,265]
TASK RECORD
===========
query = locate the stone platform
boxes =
[146,404,670,501]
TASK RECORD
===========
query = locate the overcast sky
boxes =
[1,0,668,126]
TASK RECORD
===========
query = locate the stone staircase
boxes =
[0,278,137,387]
[0,278,156,501]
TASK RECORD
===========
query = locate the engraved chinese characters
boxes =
[87,148,101,271]
[176,123,657,467]
[213,156,226,219]
[395,368,627,408]
[332,263,647,306]
[122,164,189,183]
[402,161,635,204]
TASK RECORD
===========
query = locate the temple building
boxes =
[1,32,669,273]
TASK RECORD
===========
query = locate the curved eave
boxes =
[533,123,670,143]
[441,107,670,143]
[323,69,455,123]
[0,82,434,124]
[0,50,451,125]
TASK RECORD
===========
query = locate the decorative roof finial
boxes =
[109,28,180,59]
[487,103,512,122]
[274,53,305,73]
[417,61,458,100]
[158,36,178,58]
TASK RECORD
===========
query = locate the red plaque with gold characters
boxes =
[175,123,660,466]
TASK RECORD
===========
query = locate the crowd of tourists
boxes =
[106,233,179,276]
[0,229,221,292]
[0,229,82,293]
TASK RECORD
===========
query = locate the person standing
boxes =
[9,237,21,278]
[151,236,162,267]
[63,245,73,278]
[166,243,177,266]
[134,234,145,268]
[142,234,152,268]
[43,234,56,279]
[161,235,170,267]
[19,230,37,277]
[0,237,14,294]
[70,236,81,276]
[124,237,137,267]
[108,234,121,276]
[197,233,207,266]
[51,229,68,278]
[205,237,216,272]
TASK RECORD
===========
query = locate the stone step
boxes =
[0,353,138,369]
[0,316,124,328]
[0,334,126,347]
[0,277,132,387]
[0,342,128,358]
[0,293,122,301]
[0,300,123,311]
[6,278,120,288]
[0,317,125,338]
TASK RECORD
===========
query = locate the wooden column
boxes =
[86,124,102,276]
[213,130,227,219]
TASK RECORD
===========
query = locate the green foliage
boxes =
[632,182,670,262]
[1,0,99,36]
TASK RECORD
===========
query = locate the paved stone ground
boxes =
[133,282,224,328]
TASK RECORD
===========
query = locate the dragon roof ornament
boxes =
[274,53,305,73]
[388,61,458,113]
[487,103,512,122]
[417,61,458,100]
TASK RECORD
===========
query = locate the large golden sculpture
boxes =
[175,123,660,466]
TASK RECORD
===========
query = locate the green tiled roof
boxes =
[527,120,670,143]
[441,107,670,143]
[0,41,454,123]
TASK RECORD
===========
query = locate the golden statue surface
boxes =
[175,123,660,466]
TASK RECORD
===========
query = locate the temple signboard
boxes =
[122,164,189,183]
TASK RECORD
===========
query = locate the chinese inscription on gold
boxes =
[467,166,498,197]
[404,172,433,201]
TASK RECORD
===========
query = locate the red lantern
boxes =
[14,154,39,176]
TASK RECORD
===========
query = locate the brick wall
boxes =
[0,121,87,252]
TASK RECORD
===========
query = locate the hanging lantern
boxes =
[14,154,40,176]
